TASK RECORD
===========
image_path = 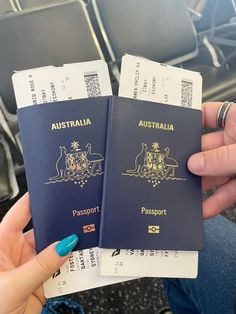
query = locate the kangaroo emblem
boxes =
[49,146,67,180]
[127,143,147,173]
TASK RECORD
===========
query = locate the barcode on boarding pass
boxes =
[84,72,101,97]
[181,80,193,108]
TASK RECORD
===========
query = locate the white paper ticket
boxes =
[119,54,202,109]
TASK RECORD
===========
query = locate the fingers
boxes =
[7,234,79,301]
[202,102,236,130]
[1,193,31,232]
[202,102,222,128]
[202,175,230,192]
[202,102,236,137]
[201,131,224,151]
[202,178,236,218]
[201,102,236,151]
[188,144,236,176]
[24,229,36,249]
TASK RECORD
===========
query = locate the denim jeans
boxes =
[164,215,236,314]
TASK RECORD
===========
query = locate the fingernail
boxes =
[55,234,79,256]
[188,154,204,173]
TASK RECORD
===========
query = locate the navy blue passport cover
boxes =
[17,97,109,252]
[99,96,204,251]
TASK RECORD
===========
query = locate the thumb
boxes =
[9,234,79,300]
[188,144,236,176]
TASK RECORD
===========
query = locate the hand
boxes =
[188,102,236,219]
[0,193,79,314]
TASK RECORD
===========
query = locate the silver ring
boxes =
[216,101,233,128]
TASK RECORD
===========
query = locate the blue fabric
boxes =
[164,215,236,314]
[42,297,84,314]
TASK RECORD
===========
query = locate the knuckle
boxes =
[215,146,230,166]
[35,254,51,277]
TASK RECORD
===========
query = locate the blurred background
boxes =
[0,0,236,313]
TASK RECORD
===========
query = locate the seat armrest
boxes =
[0,141,12,203]
[188,8,202,23]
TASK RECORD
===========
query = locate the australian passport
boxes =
[17,97,109,252]
[99,96,204,251]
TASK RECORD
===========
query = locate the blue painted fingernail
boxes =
[55,234,79,256]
